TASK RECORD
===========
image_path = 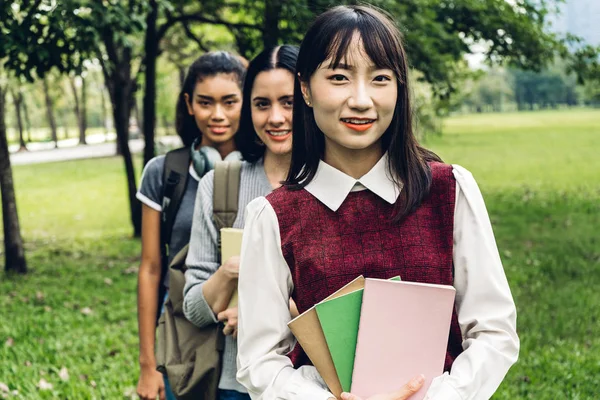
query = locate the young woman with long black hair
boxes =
[236,5,519,400]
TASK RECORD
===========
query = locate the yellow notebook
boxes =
[221,228,243,308]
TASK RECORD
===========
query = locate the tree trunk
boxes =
[10,88,27,151]
[162,115,170,136]
[69,76,87,145]
[62,116,69,139]
[0,85,27,274]
[101,85,109,140]
[263,0,282,49]
[80,76,87,145]
[22,96,32,144]
[178,67,186,91]
[42,78,58,148]
[104,65,142,237]
[142,0,158,166]
[133,99,143,134]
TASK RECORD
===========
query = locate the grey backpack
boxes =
[156,160,242,400]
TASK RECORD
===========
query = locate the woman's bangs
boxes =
[321,18,404,82]
[358,18,405,81]
[321,26,358,69]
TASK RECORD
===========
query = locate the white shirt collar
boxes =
[304,153,402,211]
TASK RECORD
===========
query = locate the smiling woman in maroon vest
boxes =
[235,5,519,400]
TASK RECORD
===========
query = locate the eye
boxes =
[283,99,293,108]
[198,100,211,107]
[225,100,238,106]
[254,101,269,110]
[374,75,392,83]
[328,74,348,82]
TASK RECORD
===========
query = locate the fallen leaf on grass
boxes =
[44,306,52,312]
[80,307,93,315]
[79,374,88,381]
[59,367,69,381]
[122,266,138,275]
[4,338,14,347]
[104,278,113,285]
[90,380,97,388]
[37,379,53,390]
[24,361,32,367]
[0,383,8,392]
[36,291,45,301]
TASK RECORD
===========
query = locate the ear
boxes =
[183,93,194,115]
[298,74,312,107]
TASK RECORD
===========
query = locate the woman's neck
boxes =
[323,139,384,179]
[263,150,292,189]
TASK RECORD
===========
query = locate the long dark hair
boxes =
[236,45,299,162]
[175,51,246,147]
[285,5,441,221]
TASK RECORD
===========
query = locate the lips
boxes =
[266,129,292,142]
[340,117,376,132]
[208,125,230,135]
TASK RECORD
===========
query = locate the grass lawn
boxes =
[1,107,599,398]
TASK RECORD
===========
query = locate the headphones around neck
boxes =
[190,138,242,177]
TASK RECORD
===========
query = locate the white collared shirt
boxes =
[236,156,519,400]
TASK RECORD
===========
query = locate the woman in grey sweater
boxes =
[182,45,299,400]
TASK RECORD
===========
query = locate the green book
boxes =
[315,276,401,393]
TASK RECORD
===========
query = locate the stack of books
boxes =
[288,276,456,399]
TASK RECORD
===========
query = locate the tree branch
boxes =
[181,22,210,52]
[157,13,261,42]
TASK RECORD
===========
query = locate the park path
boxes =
[8,134,182,166]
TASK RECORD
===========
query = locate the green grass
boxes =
[426,108,600,399]
[1,108,599,398]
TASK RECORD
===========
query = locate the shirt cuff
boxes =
[183,283,219,327]
[136,191,162,211]
[286,366,335,400]
[424,373,463,400]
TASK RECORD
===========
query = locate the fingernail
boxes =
[341,393,349,400]
[411,374,425,386]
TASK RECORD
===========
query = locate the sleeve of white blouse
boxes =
[425,165,520,400]
[236,197,335,400]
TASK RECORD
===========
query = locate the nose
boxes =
[347,80,373,111]
[268,104,287,126]
[211,104,225,121]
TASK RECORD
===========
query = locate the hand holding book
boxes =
[339,375,425,400]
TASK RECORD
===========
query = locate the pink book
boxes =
[351,278,456,399]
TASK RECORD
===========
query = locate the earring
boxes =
[306,100,311,106]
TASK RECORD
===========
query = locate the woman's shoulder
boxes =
[139,155,166,185]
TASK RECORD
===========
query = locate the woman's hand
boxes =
[220,256,240,281]
[217,306,239,338]
[137,366,166,400]
[339,375,425,400]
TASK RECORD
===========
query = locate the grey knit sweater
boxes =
[183,159,272,392]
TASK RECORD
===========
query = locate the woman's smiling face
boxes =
[301,33,397,158]
[251,68,295,157]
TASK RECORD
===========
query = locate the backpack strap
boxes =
[213,160,242,263]
[157,147,190,321]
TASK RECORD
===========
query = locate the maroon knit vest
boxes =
[266,162,463,372]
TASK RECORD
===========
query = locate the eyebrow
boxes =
[197,94,240,100]
[253,95,293,102]
[327,62,380,71]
